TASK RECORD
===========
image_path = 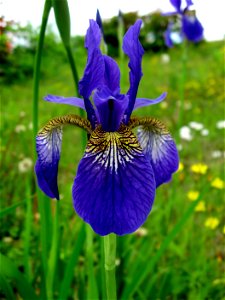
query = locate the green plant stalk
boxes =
[32,0,51,143]
[104,234,117,300]
[32,0,52,285]
[47,201,60,300]
[59,224,86,300]
[177,40,188,130]
[0,254,39,300]
[86,226,99,299]
[24,180,32,280]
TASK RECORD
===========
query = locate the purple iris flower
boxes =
[164,0,204,47]
[35,19,179,236]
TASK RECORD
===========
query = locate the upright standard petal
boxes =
[73,124,156,236]
[182,15,204,42]
[94,87,129,131]
[122,19,144,122]
[79,20,105,125]
[170,0,181,12]
[129,117,179,187]
[103,55,120,94]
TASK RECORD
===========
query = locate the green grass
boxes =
[0,40,224,299]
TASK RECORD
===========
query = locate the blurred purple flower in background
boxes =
[164,0,204,47]
[35,20,179,236]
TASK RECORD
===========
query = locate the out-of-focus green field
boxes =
[0,40,224,299]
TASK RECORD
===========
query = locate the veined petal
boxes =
[93,86,129,131]
[185,0,193,8]
[122,19,144,122]
[129,117,179,187]
[35,115,92,200]
[182,15,204,42]
[36,125,62,199]
[134,92,167,110]
[85,19,101,51]
[44,94,85,109]
[73,124,156,236]
[79,48,104,99]
[170,0,181,12]
[79,20,105,124]
[103,55,120,94]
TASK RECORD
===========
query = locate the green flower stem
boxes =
[24,180,32,280]
[32,0,51,144]
[86,226,98,299]
[32,0,52,288]
[47,201,60,300]
[178,40,188,130]
[104,234,117,300]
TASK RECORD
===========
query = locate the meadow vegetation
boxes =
[0,20,224,299]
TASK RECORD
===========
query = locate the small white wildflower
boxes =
[216,120,225,129]
[15,124,26,133]
[177,144,183,151]
[19,111,26,117]
[179,126,193,141]
[189,121,204,130]
[18,157,33,173]
[161,53,170,64]
[184,102,192,110]
[201,129,209,136]
[211,150,224,158]
[160,101,168,109]
[28,122,33,130]
[135,227,148,237]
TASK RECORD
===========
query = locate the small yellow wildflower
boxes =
[204,217,219,229]
[211,177,225,189]
[195,201,206,212]
[177,162,184,172]
[190,163,208,175]
[223,226,225,235]
[187,190,199,201]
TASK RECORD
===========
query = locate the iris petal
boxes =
[170,0,181,12]
[134,92,167,110]
[122,19,144,122]
[35,126,62,199]
[44,94,85,109]
[35,115,92,200]
[103,55,120,94]
[182,15,204,42]
[136,118,179,187]
[94,87,129,131]
[73,125,156,236]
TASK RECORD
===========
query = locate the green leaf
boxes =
[52,0,71,47]
[0,201,25,218]
[0,254,39,300]
[121,189,208,299]
[0,273,15,300]
[59,223,86,300]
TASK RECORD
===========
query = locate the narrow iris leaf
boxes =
[52,0,71,46]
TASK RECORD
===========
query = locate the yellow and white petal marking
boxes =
[73,123,156,235]
[129,117,179,187]
[85,124,143,174]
